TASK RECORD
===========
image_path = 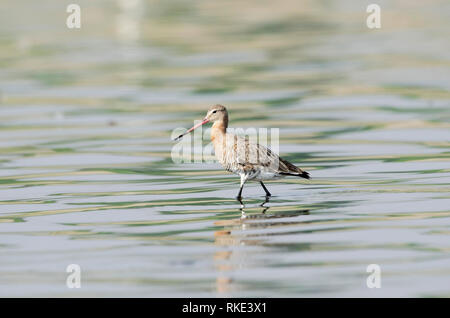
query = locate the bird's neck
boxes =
[211,119,228,141]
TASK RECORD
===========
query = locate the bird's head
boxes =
[204,104,227,123]
[173,104,228,141]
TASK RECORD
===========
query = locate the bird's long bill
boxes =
[173,118,210,141]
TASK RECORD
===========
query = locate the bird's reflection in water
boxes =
[238,196,271,216]
[213,196,310,295]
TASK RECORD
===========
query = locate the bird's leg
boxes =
[260,196,270,214]
[260,195,270,207]
[236,183,244,199]
[259,181,272,197]
[236,174,247,199]
[237,186,243,199]
[236,196,244,206]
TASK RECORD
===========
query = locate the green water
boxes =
[0,0,449,297]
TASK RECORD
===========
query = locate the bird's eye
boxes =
[212,110,217,114]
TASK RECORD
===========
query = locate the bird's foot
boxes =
[260,196,271,214]
[260,195,270,207]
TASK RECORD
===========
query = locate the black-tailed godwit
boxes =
[175,105,310,199]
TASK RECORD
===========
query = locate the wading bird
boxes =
[174,105,310,199]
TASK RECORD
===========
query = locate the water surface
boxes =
[0,0,449,297]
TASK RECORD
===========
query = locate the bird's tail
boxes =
[280,171,310,179]
[279,157,310,179]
